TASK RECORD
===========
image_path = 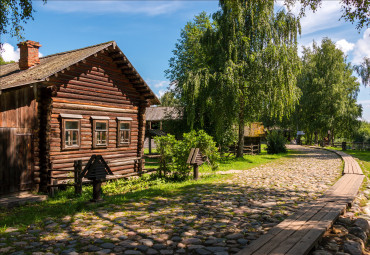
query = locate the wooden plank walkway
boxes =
[237,147,364,255]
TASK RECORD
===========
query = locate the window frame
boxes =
[117,117,132,147]
[92,119,109,148]
[61,117,81,151]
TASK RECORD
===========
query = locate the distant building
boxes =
[145,107,183,153]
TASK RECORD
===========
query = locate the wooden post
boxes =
[92,180,102,202]
[251,143,253,155]
[149,136,152,154]
[258,142,261,154]
[193,165,199,180]
[74,160,82,195]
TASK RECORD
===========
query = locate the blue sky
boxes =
[1,0,369,121]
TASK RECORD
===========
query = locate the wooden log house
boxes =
[0,40,159,195]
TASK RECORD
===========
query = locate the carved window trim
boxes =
[117,117,132,147]
[92,119,109,148]
[61,118,81,150]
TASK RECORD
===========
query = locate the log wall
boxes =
[47,52,147,181]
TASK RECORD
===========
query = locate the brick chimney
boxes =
[17,40,42,70]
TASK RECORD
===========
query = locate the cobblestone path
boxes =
[0,146,342,255]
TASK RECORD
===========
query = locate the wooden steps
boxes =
[237,148,364,255]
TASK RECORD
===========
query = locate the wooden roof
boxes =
[0,41,160,104]
[146,107,183,121]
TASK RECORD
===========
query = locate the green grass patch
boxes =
[199,150,290,173]
[0,149,291,231]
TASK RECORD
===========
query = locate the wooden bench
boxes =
[237,147,364,255]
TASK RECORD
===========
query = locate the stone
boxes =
[147,248,159,254]
[237,239,248,245]
[205,247,227,252]
[140,239,154,247]
[61,248,78,255]
[343,240,362,255]
[119,235,128,240]
[136,245,149,251]
[85,245,101,252]
[159,250,173,254]
[96,249,112,255]
[312,250,332,255]
[195,248,211,255]
[183,238,202,245]
[353,218,370,234]
[153,244,166,250]
[188,245,205,250]
[100,242,115,249]
[325,242,339,252]
[124,250,142,255]
[348,227,367,241]
[175,248,186,254]
[225,233,243,240]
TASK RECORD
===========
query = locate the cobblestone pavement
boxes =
[0,146,342,255]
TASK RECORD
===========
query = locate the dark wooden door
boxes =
[0,128,33,196]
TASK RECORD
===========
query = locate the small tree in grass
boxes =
[154,130,219,180]
[266,131,287,154]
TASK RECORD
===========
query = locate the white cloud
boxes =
[147,79,170,89]
[44,1,183,16]
[276,1,342,35]
[1,43,20,62]
[335,39,355,54]
[352,28,370,64]
[158,90,167,98]
[1,43,44,62]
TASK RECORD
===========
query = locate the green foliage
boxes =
[353,121,370,142]
[296,38,361,144]
[266,131,287,154]
[154,134,176,177]
[283,0,369,31]
[154,130,219,180]
[0,0,47,44]
[354,57,370,87]
[159,91,180,106]
[166,1,301,156]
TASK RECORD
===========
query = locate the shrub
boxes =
[154,130,219,180]
[266,131,287,154]
[154,134,176,177]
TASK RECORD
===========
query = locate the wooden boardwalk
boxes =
[237,147,364,255]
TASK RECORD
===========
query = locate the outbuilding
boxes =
[0,40,159,195]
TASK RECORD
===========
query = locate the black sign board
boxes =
[186,148,206,180]
[81,155,113,181]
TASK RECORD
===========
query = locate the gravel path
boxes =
[0,146,342,255]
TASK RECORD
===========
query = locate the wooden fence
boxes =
[47,157,147,194]
[229,143,261,155]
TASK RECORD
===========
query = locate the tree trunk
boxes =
[314,131,318,144]
[237,97,245,158]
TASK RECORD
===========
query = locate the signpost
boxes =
[80,155,113,202]
[186,148,205,180]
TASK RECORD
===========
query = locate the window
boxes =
[60,114,82,150]
[93,119,109,148]
[119,122,130,145]
[117,117,132,146]
[65,121,79,147]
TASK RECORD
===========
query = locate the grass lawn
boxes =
[0,148,289,231]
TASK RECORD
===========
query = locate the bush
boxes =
[154,130,219,180]
[266,131,287,154]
